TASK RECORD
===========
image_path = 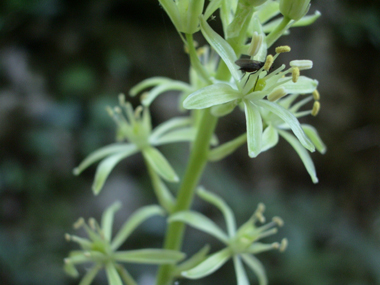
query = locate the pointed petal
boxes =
[142,81,190,106]
[111,205,165,250]
[115,265,138,285]
[208,133,247,161]
[261,125,279,152]
[278,130,318,183]
[129,77,171,96]
[302,124,327,154]
[197,187,236,237]
[142,147,179,182]
[174,245,211,276]
[153,128,196,145]
[101,201,122,242]
[78,265,102,285]
[241,254,268,285]
[199,16,240,81]
[244,101,263,158]
[114,249,185,264]
[169,210,229,243]
[150,117,192,142]
[105,262,123,285]
[257,100,315,152]
[182,248,232,279]
[183,83,241,110]
[233,256,250,285]
[73,143,137,175]
[278,76,318,94]
[92,148,138,195]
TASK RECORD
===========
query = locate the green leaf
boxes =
[278,130,318,183]
[233,256,250,285]
[114,249,185,264]
[302,124,327,154]
[197,187,236,237]
[182,248,232,279]
[199,16,240,81]
[111,205,165,250]
[241,254,268,285]
[101,201,122,242]
[183,83,241,109]
[244,100,263,158]
[256,1,280,24]
[92,149,137,195]
[174,245,211,276]
[257,100,315,152]
[105,262,123,285]
[129,76,171,96]
[279,76,318,94]
[142,147,179,182]
[169,211,229,243]
[141,81,190,106]
[73,143,137,175]
[78,265,101,285]
[261,125,279,152]
[208,133,247,161]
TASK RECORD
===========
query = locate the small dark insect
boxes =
[235,58,265,75]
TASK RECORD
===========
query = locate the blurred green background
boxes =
[0,0,379,284]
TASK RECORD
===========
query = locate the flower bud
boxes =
[279,0,311,21]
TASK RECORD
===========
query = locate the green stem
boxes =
[155,108,218,285]
[265,16,293,48]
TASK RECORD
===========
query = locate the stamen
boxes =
[311,101,320,116]
[118,93,126,106]
[290,60,313,70]
[272,216,284,227]
[275,45,291,53]
[313,89,320,101]
[134,106,143,119]
[268,87,287,102]
[65,233,71,241]
[263,54,274,71]
[292,67,300,83]
[106,106,114,117]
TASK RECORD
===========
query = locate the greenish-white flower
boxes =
[73,94,196,195]
[64,202,185,285]
[182,17,319,160]
[279,0,311,21]
[169,188,287,285]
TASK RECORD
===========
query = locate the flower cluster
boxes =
[169,188,287,284]
[64,202,184,285]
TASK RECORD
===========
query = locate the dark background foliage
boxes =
[0,0,379,284]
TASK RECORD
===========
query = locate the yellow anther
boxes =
[134,106,143,118]
[73,217,85,229]
[279,238,288,252]
[263,54,274,71]
[64,233,71,241]
[106,106,114,117]
[268,87,287,101]
[292,67,300,83]
[196,46,207,57]
[313,89,320,101]
[272,216,284,227]
[247,32,263,57]
[275,45,291,53]
[311,101,320,116]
